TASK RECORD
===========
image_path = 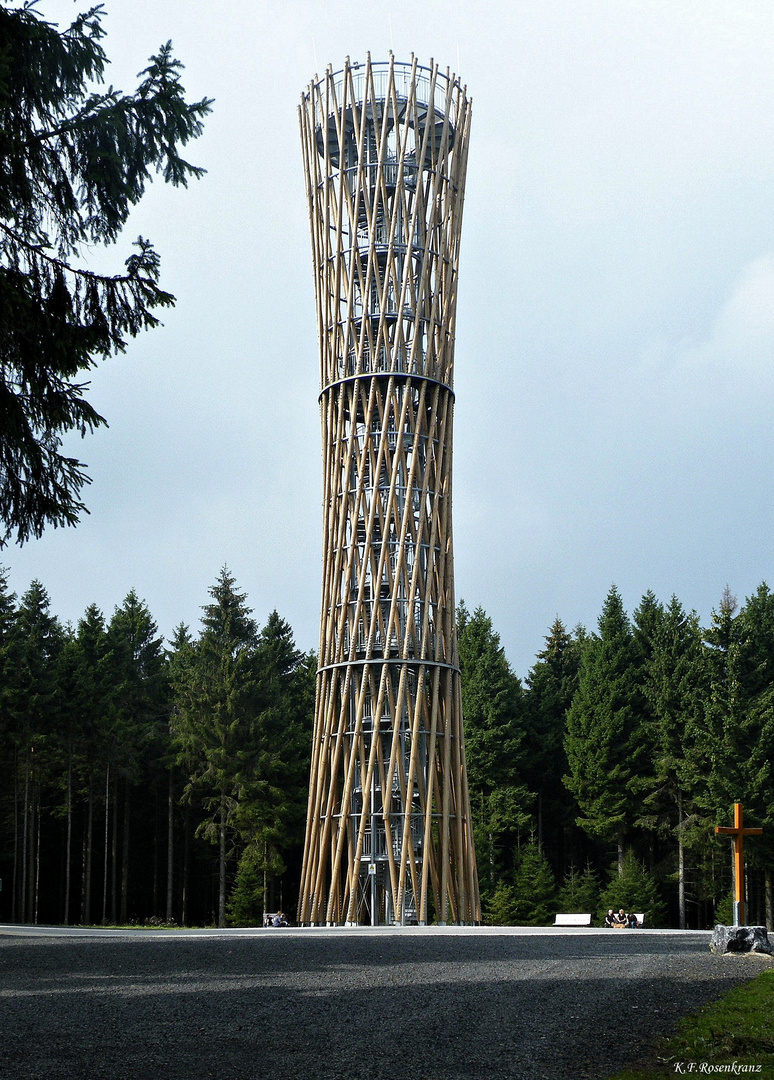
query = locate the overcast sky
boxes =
[6,0,774,676]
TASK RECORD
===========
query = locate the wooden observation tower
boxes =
[298,55,480,925]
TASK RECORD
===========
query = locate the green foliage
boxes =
[599,850,666,926]
[106,590,166,776]
[233,610,314,878]
[3,574,774,929]
[698,587,746,818]
[0,568,17,744]
[11,578,62,713]
[172,568,257,805]
[0,2,211,545]
[170,568,259,923]
[458,602,531,898]
[719,586,774,849]
[511,840,557,926]
[564,586,643,857]
[640,597,706,812]
[227,847,264,927]
[684,585,774,913]
[55,603,110,798]
[458,602,525,791]
[169,569,314,925]
[524,618,582,856]
[558,862,601,917]
[714,893,734,926]
[486,882,519,926]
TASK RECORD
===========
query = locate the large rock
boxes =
[710,924,772,954]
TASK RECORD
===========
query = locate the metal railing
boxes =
[320,61,456,119]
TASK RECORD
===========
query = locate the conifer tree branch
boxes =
[0,3,210,546]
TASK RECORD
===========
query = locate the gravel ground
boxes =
[0,926,770,1080]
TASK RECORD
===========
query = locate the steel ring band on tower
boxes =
[319,371,455,404]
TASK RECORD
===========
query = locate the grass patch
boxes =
[608,967,774,1078]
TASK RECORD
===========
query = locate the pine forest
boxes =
[1,567,772,930]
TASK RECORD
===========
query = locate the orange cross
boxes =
[715,802,763,926]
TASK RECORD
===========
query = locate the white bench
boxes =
[554,913,592,926]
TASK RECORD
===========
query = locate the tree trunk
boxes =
[218,798,226,928]
[83,782,93,924]
[102,764,110,924]
[111,776,118,924]
[80,810,88,923]
[64,751,73,925]
[34,804,42,925]
[120,781,131,923]
[617,833,625,876]
[21,754,30,923]
[677,790,686,930]
[182,807,190,927]
[26,778,36,924]
[12,750,19,923]
[166,769,174,924]
[765,869,773,931]
[263,840,268,928]
[152,791,159,916]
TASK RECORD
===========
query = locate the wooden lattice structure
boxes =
[298,54,479,925]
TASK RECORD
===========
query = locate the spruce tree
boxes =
[0,567,17,744]
[564,586,642,873]
[105,590,165,922]
[458,602,530,903]
[55,603,110,924]
[726,584,774,925]
[558,862,601,918]
[599,850,666,927]
[629,589,664,828]
[511,840,557,926]
[700,587,744,817]
[9,580,63,922]
[233,611,314,920]
[640,596,707,927]
[227,847,265,926]
[0,570,18,916]
[171,568,259,927]
[0,3,211,545]
[524,618,582,872]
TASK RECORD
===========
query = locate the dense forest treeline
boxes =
[459,584,773,929]
[0,567,315,929]
[1,568,772,929]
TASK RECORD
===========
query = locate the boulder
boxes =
[710,924,772,954]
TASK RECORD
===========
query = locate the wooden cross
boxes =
[715,802,763,926]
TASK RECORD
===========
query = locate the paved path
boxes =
[0,926,769,1079]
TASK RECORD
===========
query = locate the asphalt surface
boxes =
[0,925,770,1080]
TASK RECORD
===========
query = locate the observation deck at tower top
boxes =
[306,59,467,159]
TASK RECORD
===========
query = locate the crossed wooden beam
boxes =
[715,802,763,926]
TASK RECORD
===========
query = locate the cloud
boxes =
[640,254,774,419]
[701,254,774,370]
